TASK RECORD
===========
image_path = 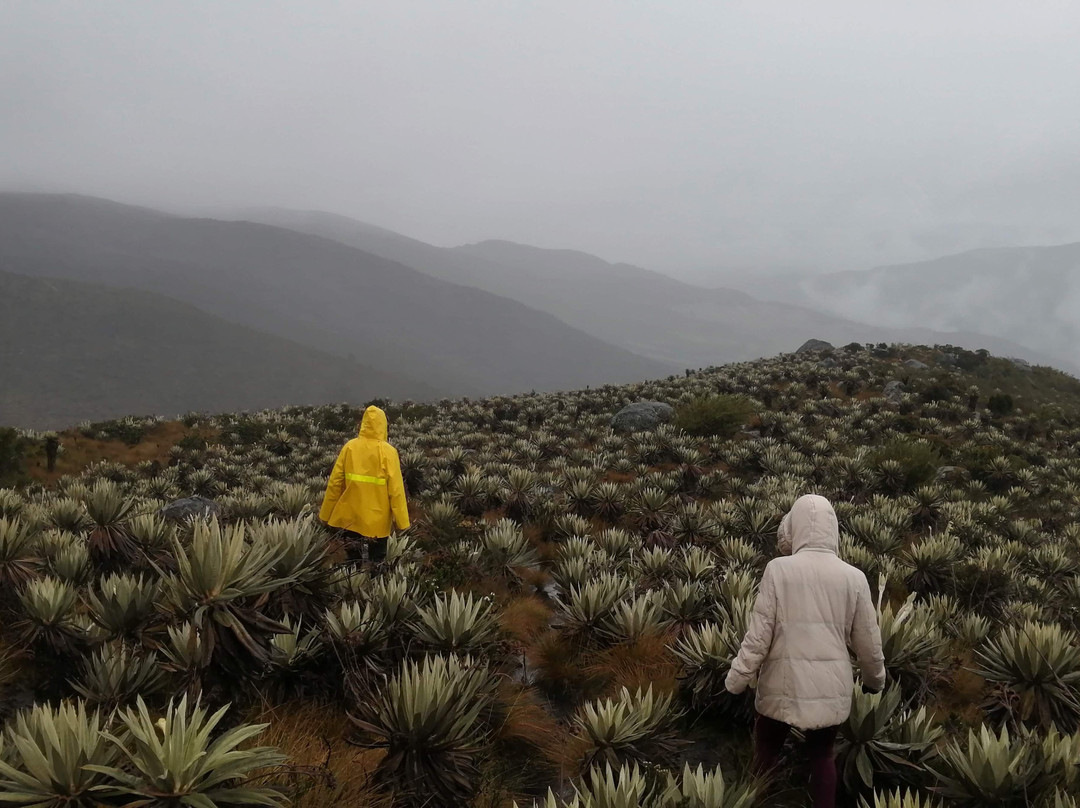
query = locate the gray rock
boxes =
[904,359,930,370]
[883,380,907,404]
[935,466,968,482]
[611,401,675,433]
[1009,357,1033,372]
[159,496,221,523]
[509,655,539,686]
[796,339,835,354]
[822,357,838,368]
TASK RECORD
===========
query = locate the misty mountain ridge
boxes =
[5,192,1072,432]
[0,193,671,407]
[226,206,1060,372]
[0,269,434,429]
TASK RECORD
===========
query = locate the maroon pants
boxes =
[754,714,839,808]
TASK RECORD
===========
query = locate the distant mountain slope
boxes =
[228,207,1056,370]
[0,194,671,399]
[0,270,435,429]
[788,244,1080,372]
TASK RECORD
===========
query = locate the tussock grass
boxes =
[250,701,390,808]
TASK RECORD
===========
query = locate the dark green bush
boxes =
[0,427,28,486]
[176,432,208,453]
[317,405,366,434]
[987,392,1015,417]
[674,395,755,438]
[868,438,942,492]
[83,419,149,445]
[957,445,1028,491]
[920,378,960,403]
[229,416,274,446]
[935,345,990,372]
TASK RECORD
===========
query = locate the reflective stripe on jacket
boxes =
[725,494,886,729]
[318,406,410,538]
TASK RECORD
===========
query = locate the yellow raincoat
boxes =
[319,406,410,537]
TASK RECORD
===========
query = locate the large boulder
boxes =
[936,466,968,483]
[882,380,907,404]
[904,359,930,370]
[796,339,834,354]
[159,495,221,523]
[611,401,675,433]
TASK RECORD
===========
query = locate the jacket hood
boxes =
[359,406,388,442]
[777,512,793,555]
[788,494,839,555]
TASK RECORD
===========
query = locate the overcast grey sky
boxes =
[2,1,1079,272]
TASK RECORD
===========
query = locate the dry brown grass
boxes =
[583,633,680,698]
[929,653,989,727]
[526,630,587,700]
[484,681,575,799]
[499,595,553,645]
[26,421,216,485]
[515,565,551,594]
[249,701,390,808]
[494,682,566,759]
[532,539,561,565]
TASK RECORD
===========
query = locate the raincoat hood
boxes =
[788,494,839,555]
[359,406,388,442]
[320,405,409,537]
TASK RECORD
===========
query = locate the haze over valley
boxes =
[1,191,1069,428]
[2,2,1079,427]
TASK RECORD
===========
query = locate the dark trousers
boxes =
[754,714,839,808]
[343,531,388,563]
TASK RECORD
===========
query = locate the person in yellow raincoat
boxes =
[319,405,410,563]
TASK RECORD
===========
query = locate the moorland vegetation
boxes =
[0,343,1079,807]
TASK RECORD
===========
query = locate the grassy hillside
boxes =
[0,193,671,398]
[0,269,434,429]
[1,345,1079,807]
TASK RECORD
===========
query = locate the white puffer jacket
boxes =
[725,494,886,729]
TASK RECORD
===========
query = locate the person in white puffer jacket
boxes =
[726,494,886,808]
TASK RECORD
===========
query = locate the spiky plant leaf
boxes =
[84,572,160,639]
[0,517,40,590]
[572,686,682,773]
[930,724,1049,807]
[70,642,164,709]
[349,654,496,807]
[88,694,287,807]
[0,700,117,807]
[660,761,759,808]
[975,620,1080,729]
[413,590,501,653]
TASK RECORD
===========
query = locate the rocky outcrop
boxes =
[796,339,835,354]
[159,496,221,523]
[883,380,907,404]
[611,401,675,433]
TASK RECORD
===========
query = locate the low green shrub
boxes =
[674,395,755,438]
[868,438,942,493]
[988,392,1016,417]
[0,428,29,486]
